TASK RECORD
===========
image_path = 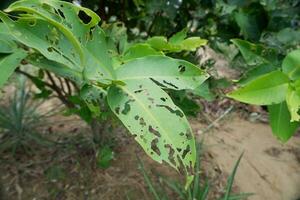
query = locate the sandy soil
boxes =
[193,116,300,200]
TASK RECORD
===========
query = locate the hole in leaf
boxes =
[185,130,192,140]
[156,104,184,117]
[57,9,65,18]
[165,144,176,166]
[182,145,190,159]
[115,107,120,114]
[139,118,146,127]
[47,47,54,52]
[121,99,134,115]
[134,89,143,94]
[78,10,92,24]
[163,80,178,89]
[178,65,186,73]
[150,78,166,88]
[160,97,166,102]
[148,126,161,137]
[151,138,161,156]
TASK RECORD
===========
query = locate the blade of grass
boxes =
[228,193,254,200]
[137,156,161,200]
[199,180,210,200]
[222,152,244,200]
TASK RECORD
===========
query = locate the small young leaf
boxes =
[268,102,300,142]
[228,71,289,105]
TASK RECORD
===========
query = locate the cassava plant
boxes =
[0,0,208,181]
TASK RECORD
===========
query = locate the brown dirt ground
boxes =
[0,113,229,200]
[192,114,300,200]
[0,91,300,200]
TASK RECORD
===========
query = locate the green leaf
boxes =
[234,10,260,41]
[181,37,208,51]
[0,39,17,54]
[228,71,289,105]
[231,39,278,66]
[5,0,100,65]
[96,146,114,169]
[116,55,209,90]
[193,81,215,101]
[286,85,300,122]
[147,34,207,53]
[123,44,163,61]
[147,36,170,51]
[282,49,300,80]
[268,102,299,142]
[80,84,105,117]
[0,23,18,53]
[83,26,115,83]
[107,79,196,175]
[28,56,83,85]
[0,49,27,88]
[238,63,278,85]
[1,2,115,83]
[169,28,188,44]
[0,11,82,71]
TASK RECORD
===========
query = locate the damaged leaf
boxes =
[116,56,209,90]
[107,79,196,176]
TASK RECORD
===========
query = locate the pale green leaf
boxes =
[107,79,196,174]
[282,49,300,80]
[0,49,27,88]
[147,34,207,53]
[286,86,300,122]
[181,37,207,51]
[228,71,289,105]
[116,56,209,90]
[147,36,170,51]
[268,102,299,142]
